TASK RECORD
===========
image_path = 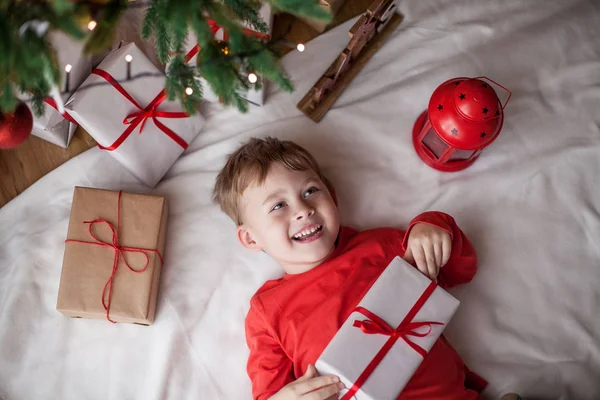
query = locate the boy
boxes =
[213,137,488,400]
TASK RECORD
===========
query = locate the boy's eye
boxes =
[270,202,286,212]
[303,187,318,198]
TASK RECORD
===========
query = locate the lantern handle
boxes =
[474,76,512,111]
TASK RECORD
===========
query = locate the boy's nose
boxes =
[294,204,315,220]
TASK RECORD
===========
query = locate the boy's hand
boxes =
[403,223,452,282]
[269,364,344,400]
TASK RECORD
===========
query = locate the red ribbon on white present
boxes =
[90,68,191,151]
[43,98,77,124]
[341,281,443,400]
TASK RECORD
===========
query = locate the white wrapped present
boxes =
[24,32,94,148]
[177,4,273,106]
[316,257,460,400]
[66,42,205,187]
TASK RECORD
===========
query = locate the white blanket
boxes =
[1,0,599,399]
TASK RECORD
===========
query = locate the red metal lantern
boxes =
[412,76,511,172]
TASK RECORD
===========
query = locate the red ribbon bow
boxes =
[340,281,442,400]
[352,307,443,357]
[65,190,164,323]
[91,69,190,151]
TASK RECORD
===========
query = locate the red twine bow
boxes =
[64,190,164,323]
[340,281,443,400]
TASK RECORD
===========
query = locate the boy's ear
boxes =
[237,225,263,252]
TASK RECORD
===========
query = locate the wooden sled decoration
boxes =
[297,0,403,122]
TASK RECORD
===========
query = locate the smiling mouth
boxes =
[292,225,323,241]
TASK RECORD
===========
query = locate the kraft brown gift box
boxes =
[56,187,168,325]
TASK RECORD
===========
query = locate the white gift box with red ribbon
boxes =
[21,32,94,148]
[66,43,205,187]
[316,257,460,400]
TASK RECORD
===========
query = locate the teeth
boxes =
[293,225,321,240]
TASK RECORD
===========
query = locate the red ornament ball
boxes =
[0,102,33,149]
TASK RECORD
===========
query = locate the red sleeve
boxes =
[245,298,295,400]
[401,211,478,289]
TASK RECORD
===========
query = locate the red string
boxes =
[64,190,164,323]
[340,281,442,400]
[90,69,190,151]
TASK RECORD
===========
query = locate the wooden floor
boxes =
[0,0,372,208]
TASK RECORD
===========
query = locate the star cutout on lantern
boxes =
[482,83,488,88]
[481,132,486,138]
[459,93,466,100]
[454,81,461,85]
[451,128,458,136]
[483,107,489,114]
[438,104,443,110]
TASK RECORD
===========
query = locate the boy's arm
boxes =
[246,299,295,400]
[401,211,478,289]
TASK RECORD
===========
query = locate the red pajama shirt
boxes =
[245,212,487,400]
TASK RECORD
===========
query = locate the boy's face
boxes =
[237,164,340,275]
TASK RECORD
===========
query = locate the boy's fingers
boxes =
[433,241,442,269]
[296,376,340,396]
[298,364,317,382]
[441,235,452,267]
[412,244,428,277]
[423,244,438,282]
[306,382,345,400]
[402,245,414,264]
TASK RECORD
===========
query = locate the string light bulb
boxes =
[64,64,72,93]
[248,73,258,84]
[185,87,194,95]
[88,20,97,31]
[125,55,132,80]
[297,43,305,52]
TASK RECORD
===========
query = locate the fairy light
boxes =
[87,20,97,31]
[125,54,132,80]
[64,64,72,92]
[185,87,193,95]
[297,43,305,52]
[248,73,258,84]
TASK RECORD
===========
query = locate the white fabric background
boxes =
[1,0,599,399]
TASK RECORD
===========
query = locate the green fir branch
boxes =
[2,0,334,115]
[269,0,332,21]
[166,54,202,115]
[224,0,267,33]
[84,0,128,54]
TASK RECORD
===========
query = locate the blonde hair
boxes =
[213,137,332,224]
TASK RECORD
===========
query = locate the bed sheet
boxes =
[1,0,600,399]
